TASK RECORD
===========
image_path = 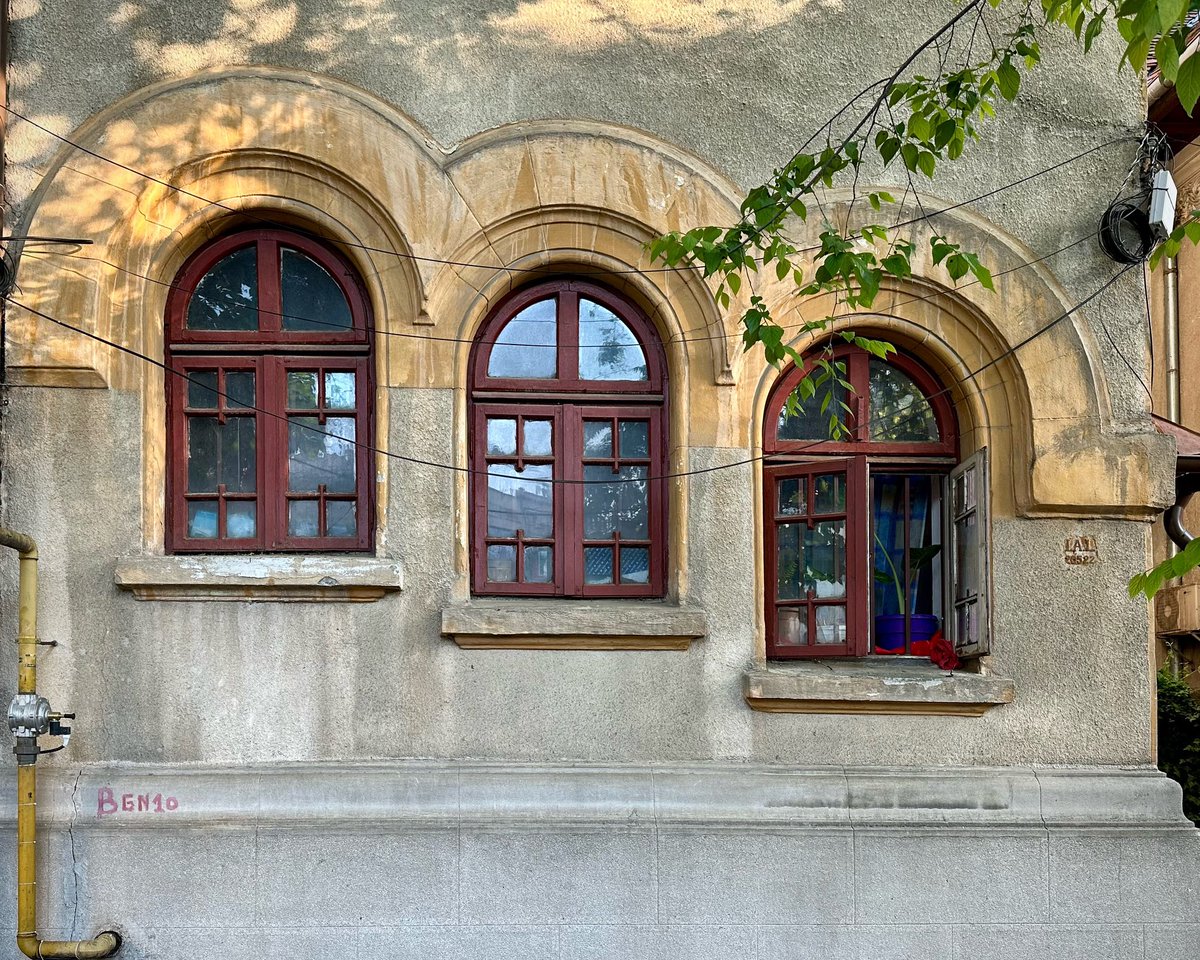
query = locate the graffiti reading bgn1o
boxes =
[96,787,179,817]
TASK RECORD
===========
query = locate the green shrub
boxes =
[1157,667,1200,823]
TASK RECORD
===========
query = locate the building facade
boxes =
[1,2,1198,958]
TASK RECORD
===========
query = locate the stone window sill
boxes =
[114,555,403,602]
[743,657,1015,716]
[441,598,707,650]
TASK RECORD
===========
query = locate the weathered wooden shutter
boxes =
[949,448,990,657]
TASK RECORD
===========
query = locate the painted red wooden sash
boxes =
[166,228,373,553]
[762,346,958,658]
[469,279,668,597]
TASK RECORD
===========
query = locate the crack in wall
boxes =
[67,766,84,938]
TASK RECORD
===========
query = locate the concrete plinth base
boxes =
[1,763,1196,959]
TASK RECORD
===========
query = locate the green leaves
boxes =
[1129,537,1200,600]
[996,59,1022,101]
[1178,51,1200,115]
[645,0,1200,439]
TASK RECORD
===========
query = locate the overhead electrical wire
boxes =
[4,261,1137,486]
[21,226,1102,352]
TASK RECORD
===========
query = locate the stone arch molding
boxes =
[743,195,1172,518]
[6,66,741,394]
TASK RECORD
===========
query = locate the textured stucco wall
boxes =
[0,380,1158,766]
[0,0,1168,768]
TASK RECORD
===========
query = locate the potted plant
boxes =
[873,534,941,654]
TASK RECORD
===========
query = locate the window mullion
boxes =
[258,238,283,335]
[263,356,284,548]
[559,291,580,384]
[562,405,581,596]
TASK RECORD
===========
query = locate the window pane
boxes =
[776,522,804,601]
[325,372,356,409]
[813,473,845,513]
[187,246,258,331]
[584,546,614,584]
[225,371,255,409]
[872,474,943,620]
[287,372,319,409]
[523,419,553,457]
[187,417,219,493]
[583,465,647,539]
[289,417,356,493]
[618,420,649,458]
[281,247,353,332]
[487,545,517,582]
[806,519,846,599]
[578,298,648,380]
[188,416,255,495]
[326,501,357,537]
[620,546,650,585]
[868,359,939,442]
[219,417,257,493]
[486,418,517,456]
[488,298,557,379]
[777,376,848,441]
[187,370,219,409]
[487,464,553,538]
[187,501,218,539]
[583,421,612,458]
[776,608,807,647]
[288,500,320,537]
[815,606,846,645]
[777,478,806,516]
[226,501,256,539]
[524,545,553,583]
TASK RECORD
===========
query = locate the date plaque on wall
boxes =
[1064,535,1099,565]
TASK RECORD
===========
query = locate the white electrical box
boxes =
[1150,168,1178,241]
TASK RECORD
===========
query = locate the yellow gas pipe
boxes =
[2,528,121,958]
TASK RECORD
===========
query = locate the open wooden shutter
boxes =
[949,448,990,658]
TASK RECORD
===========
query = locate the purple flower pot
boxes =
[874,614,940,654]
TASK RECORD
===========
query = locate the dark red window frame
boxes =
[166,228,374,553]
[469,279,668,597]
[764,345,957,658]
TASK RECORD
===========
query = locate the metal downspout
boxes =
[1,528,121,958]
[1166,255,1180,425]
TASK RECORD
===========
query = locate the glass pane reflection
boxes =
[583,465,647,539]
[487,545,517,582]
[584,546,614,584]
[281,248,353,332]
[815,606,846,645]
[226,502,256,539]
[777,377,848,441]
[578,298,648,381]
[187,501,218,539]
[289,417,356,493]
[488,299,557,379]
[487,464,553,538]
[620,547,650,585]
[187,246,258,331]
[776,608,807,646]
[868,359,939,442]
[288,500,319,537]
[324,372,356,409]
[524,545,553,583]
[487,418,517,456]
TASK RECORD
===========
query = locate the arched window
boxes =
[165,228,373,552]
[763,345,987,658]
[469,279,668,597]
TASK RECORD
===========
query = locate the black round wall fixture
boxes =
[1099,199,1154,264]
